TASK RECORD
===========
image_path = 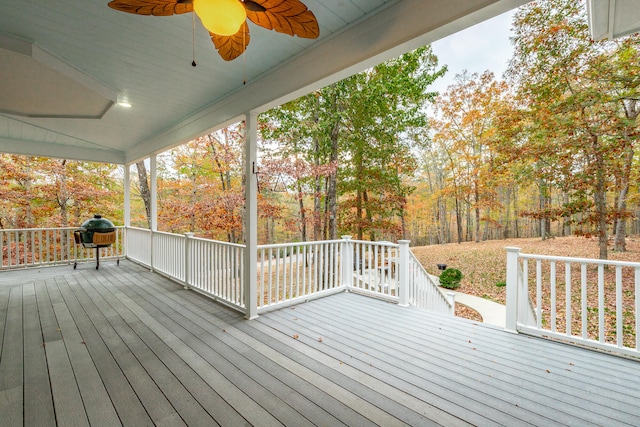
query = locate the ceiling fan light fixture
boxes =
[193,0,246,36]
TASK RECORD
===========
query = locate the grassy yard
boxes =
[413,236,640,344]
[412,235,640,305]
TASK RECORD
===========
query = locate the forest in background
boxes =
[1,0,639,260]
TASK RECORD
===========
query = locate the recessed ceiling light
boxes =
[117,92,132,108]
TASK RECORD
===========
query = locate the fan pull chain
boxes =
[192,12,197,67]
[243,25,247,84]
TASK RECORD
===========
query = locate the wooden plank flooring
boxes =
[1,260,640,426]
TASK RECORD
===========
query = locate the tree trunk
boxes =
[297,180,307,242]
[539,178,550,241]
[455,198,462,244]
[356,188,363,240]
[613,99,639,252]
[135,160,152,228]
[562,190,572,237]
[592,136,608,260]
[363,190,374,241]
[474,183,480,243]
[312,131,322,241]
[503,186,511,239]
[327,118,339,240]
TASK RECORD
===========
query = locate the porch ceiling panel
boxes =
[588,0,640,41]
[0,0,528,165]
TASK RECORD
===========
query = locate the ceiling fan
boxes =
[107,0,320,61]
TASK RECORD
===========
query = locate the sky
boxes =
[429,10,516,94]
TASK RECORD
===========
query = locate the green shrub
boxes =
[440,268,463,289]
[495,281,506,287]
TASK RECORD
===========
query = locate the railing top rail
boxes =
[518,252,640,268]
[126,226,151,232]
[152,230,186,238]
[258,240,344,250]
[1,225,125,233]
[408,250,453,309]
[351,239,399,247]
[192,236,245,249]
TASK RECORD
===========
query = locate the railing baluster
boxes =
[636,267,640,351]
[598,264,605,342]
[550,261,557,333]
[268,247,273,304]
[289,246,294,298]
[565,262,571,336]
[536,260,542,329]
[581,263,588,340]
[616,266,623,347]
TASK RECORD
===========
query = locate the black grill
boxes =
[73,215,119,270]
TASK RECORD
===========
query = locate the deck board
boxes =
[0,286,24,426]
[22,283,56,426]
[1,260,640,426]
[290,296,623,423]
[108,268,344,427]
[54,274,154,426]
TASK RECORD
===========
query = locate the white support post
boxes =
[244,112,258,320]
[341,236,353,289]
[150,155,157,271]
[447,292,456,316]
[150,155,157,232]
[505,246,521,333]
[123,165,130,258]
[124,165,131,228]
[184,232,194,290]
[398,240,410,307]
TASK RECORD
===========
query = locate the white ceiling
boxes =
[0,0,532,165]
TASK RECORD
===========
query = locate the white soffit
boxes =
[0,34,118,118]
[588,0,640,41]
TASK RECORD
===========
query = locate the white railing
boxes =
[153,231,185,281]
[125,227,151,266]
[408,251,455,315]
[257,240,343,312]
[188,235,244,310]
[1,226,455,318]
[350,239,400,300]
[506,247,640,358]
[252,237,452,316]
[1,226,124,270]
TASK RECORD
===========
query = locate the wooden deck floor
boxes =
[1,260,639,426]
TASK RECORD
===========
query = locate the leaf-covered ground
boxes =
[413,236,640,345]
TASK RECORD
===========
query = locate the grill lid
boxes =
[81,214,115,231]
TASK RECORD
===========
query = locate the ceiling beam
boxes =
[0,137,125,164]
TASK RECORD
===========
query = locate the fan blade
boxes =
[108,0,192,16]
[211,22,251,61]
[246,0,319,39]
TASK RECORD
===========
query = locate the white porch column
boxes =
[505,246,521,333]
[123,165,131,228]
[150,155,158,232]
[398,240,410,307]
[244,112,258,320]
[123,165,130,259]
[150,155,157,271]
[341,235,353,288]
[184,232,194,290]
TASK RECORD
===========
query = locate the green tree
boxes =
[261,46,445,242]
[507,0,640,258]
